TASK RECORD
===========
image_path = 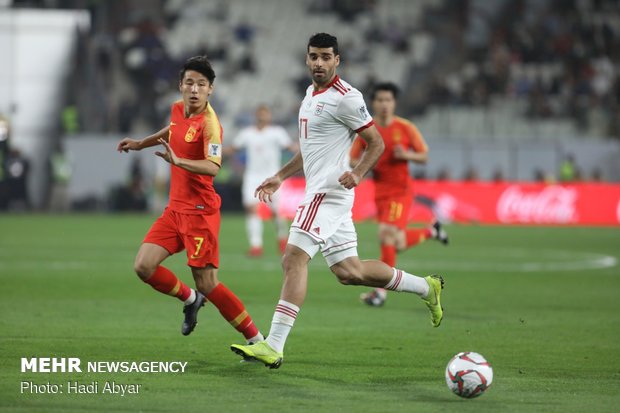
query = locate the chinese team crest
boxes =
[393,129,402,143]
[184,126,197,142]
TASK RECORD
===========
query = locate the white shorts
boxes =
[288,192,358,266]
[242,176,279,210]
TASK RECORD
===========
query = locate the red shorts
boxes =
[144,208,220,268]
[376,195,412,230]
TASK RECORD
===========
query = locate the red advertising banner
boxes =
[260,177,620,226]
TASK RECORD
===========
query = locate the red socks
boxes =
[145,269,259,339]
[381,228,433,266]
[207,283,259,340]
[406,228,432,248]
[143,266,192,302]
[380,244,397,267]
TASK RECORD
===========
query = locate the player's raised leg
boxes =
[404,221,449,248]
[360,223,397,306]
[431,221,449,245]
[332,257,444,327]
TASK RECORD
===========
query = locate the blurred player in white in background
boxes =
[229,104,297,257]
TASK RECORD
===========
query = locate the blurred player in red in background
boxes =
[225,104,297,257]
[116,56,263,344]
[351,82,448,307]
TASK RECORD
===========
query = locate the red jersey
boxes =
[167,101,223,214]
[351,116,427,199]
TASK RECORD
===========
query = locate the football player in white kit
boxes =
[230,104,296,257]
[231,33,444,369]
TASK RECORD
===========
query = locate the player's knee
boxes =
[133,259,155,280]
[281,245,309,272]
[379,230,396,245]
[281,253,302,274]
[192,268,218,294]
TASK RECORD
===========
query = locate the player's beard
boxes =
[312,70,333,87]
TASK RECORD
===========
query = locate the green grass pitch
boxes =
[1,214,619,412]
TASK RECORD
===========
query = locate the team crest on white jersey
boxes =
[358,106,369,120]
[315,103,325,116]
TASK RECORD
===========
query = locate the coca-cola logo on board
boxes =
[497,185,578,223]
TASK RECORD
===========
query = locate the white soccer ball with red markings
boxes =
[445,351,493,398]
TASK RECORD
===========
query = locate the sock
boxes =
[380,244,397,267]
[184,289,197,306]
[246,332,264,344]
[143,266,192,302]
[384,268,429,297]
[246,214,263,248]
[206,283,260,340]
[406,228,432,248]
[266,300,299,353]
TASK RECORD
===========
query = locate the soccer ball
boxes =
[445,352,493,398]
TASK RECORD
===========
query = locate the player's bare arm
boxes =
[221,145,238,157]
[255,151,304,203]
[156,138,220,176]
[286,142,300,154]
[340,125,384,189]
[393,145,428,164]
[117,126,170,152]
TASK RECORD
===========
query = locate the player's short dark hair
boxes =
[179,55,216,84]
[371,82,400,100]
[307,32,339,56]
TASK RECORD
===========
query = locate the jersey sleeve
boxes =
[276,127,293,148]
[203,105,223,166]
[336,90,374,133]
[233,128,248,149]
[405,121,428,153]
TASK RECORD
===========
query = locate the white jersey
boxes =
[298,75,373,198]
[233,125,292,180]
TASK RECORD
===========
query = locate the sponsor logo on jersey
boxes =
[358,106,369,120]
[184,126,197,142]
[312,226,320,234]
[314,103,325,116]
[208,143,221,157]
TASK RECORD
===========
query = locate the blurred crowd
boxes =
[2,0,618,211]
[9,0,616,139]
[427,0,619,136]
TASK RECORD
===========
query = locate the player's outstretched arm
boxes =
[393,122,428,164]
[255,151,304,203]
[340,125,384,189]
[221,145,238,158]
[117,126,170,153]
[155,139,220,176]
[393,145,428,164]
